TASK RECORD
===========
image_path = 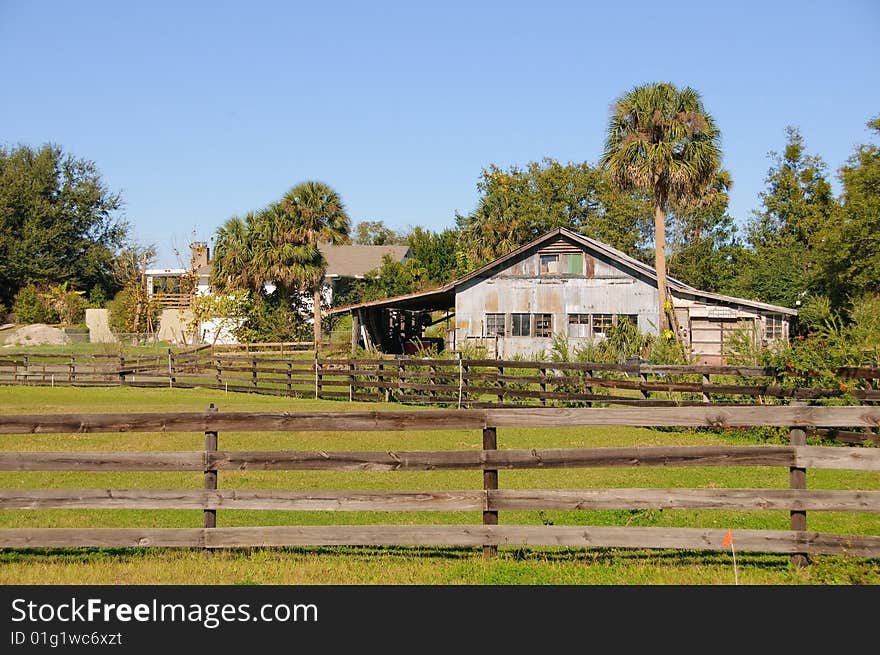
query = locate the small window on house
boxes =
[568,313,591,338]
[486,313,505,337]
[592,314,614,334]
[765,314,785,340]
[511,313,531,336]
[561,253,583,274]
[540,254,559,274]
[535,313,553,338]
[620,314,638,328]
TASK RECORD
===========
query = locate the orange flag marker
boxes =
[722,528,739,584]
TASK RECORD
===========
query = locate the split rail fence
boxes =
[0,406,879,562]
[2,352,878,407]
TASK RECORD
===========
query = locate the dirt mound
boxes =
[2,324,70,346]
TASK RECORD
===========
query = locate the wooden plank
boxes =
[795,445,880,470]
[0,489,486,511]
[0,452,204,471]
[0,528,204,548]
[204,525,880,556]
[486,406,880,428]
[0,410,488,434]
[487,489,880,512]
[206,446,798,470]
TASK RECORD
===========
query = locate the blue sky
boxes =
[2,0,878,268]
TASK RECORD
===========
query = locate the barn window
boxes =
[535,314,553,337]
[592,314,614,334]
[511,313,531,337]
[540,254,559,274]
[486,313,505,336]
[562,253,583,274]
[765,314,785,340]
[567,314,591,338]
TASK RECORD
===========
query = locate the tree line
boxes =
[1,82,877,348]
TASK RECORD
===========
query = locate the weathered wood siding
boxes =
[452,233,790,362]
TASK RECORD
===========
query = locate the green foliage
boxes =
[548,321,690,366]
[813,116,880,309]
[88,286,107,309]
[0,143,128,307]
[352,220,403,245]
[356,255,427,302]
[41,281,88,325]
[600,82,722,333]
[233,291,312,343]
[107,286,159,334]
[764,294,879,392]
[12,284,58,324]
[404,226,459,285]
[188,290,249,345]
[734,127,837,308]
[455,158,653,271]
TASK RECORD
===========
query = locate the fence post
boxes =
[252,356,258,389]
[789,400,809,567]
[118,354,126,385]
[167,349,174,387]
[68,355,75,384]
[379,362,389,402]
[204,403,218,553]
[22,354,29,385]
[349,360,355,402]
[538,368,547,405]
[483,425,498,558]
[314,352,321,400]
[397,357,404,403]
[639,368,649,401]
[702,372,711,404]
[497,364,505,405]
[287,361,292,396]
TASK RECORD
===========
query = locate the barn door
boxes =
[689,317,749,365]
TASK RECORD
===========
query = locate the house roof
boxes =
[328,227,797,316]
[319,243,411,278]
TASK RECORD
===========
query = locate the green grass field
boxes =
[0,385,877,585]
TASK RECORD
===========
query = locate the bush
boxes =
[12,284,58,324]
[107,286,160,334]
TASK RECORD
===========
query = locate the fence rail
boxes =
[0,406,878,560]
[2,353,879,409]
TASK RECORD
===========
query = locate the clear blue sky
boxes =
[2,0,878,268]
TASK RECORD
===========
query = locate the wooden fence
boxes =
[2,352,879,402]
[0,406,879,562]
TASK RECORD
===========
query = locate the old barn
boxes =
[330,227,796,364]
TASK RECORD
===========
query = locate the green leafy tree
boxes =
[277,181,351,348]
[600,82,723,333]
[734,127,837,308]
[404,226,459,285]
[814,117,880,309]
[356,254,427,302]
[0,143,128,306]
[11,284,57,324]
[353,220,403,245]
[667,170,745,292]
[455,158,652,271]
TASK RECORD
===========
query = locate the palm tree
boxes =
[210,213,260,293]
[600,82,722,334]
[277,181,351,349]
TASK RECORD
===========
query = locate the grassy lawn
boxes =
[0,385,877,585]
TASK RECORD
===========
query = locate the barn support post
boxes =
[204,403,218,553]
[482,425,498,558]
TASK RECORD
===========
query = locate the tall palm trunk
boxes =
[654,201,670,333]
[313,288,322,352]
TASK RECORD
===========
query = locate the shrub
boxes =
[107,286,160,334]
[12,284,57,324]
